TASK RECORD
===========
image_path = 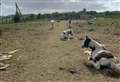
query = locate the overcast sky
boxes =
[0,0,120,16]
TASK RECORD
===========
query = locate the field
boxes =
[0,18,120,82]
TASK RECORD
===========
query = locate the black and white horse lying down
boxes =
[60,29,74,40]
[82,36,119,70]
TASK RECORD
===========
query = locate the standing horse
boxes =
[49,20,55,30]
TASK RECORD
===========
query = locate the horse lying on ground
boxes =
[60,29,74,41]
[81,36,120,70]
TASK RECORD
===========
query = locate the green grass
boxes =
[93,18,120,28]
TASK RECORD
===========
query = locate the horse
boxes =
[49,20,55,30]
[81,36,117,70]
[60,29,74,41]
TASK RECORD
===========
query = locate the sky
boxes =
[0,0,120,16]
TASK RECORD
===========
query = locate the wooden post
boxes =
[14,2,23,23]
[5,16,7,24]
[68,20,72,28]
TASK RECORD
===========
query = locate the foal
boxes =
[82,36,115,70]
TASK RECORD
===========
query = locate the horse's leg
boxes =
[68,34,72,40]
[90,60,101,70]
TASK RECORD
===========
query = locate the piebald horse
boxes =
[60,29,74,41]
[82,36,117,70]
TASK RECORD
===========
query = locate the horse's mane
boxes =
[89,37,106,50]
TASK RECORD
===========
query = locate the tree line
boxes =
[20,11,120,22]
[1,8,120,23]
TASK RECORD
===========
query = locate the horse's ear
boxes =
[86,36,89,39]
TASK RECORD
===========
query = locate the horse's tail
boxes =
[111,62,119,70]
[109,60,120,77]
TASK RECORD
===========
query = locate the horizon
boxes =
[1,10,120,17]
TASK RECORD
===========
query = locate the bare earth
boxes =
[0,20,120,82]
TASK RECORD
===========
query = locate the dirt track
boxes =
[0,20,120,82]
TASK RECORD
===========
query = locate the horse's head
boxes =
[81,36,106,51]
[81,36,91,48]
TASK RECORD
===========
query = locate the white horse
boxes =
[50,20,55,30]
[82,36,118,70]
